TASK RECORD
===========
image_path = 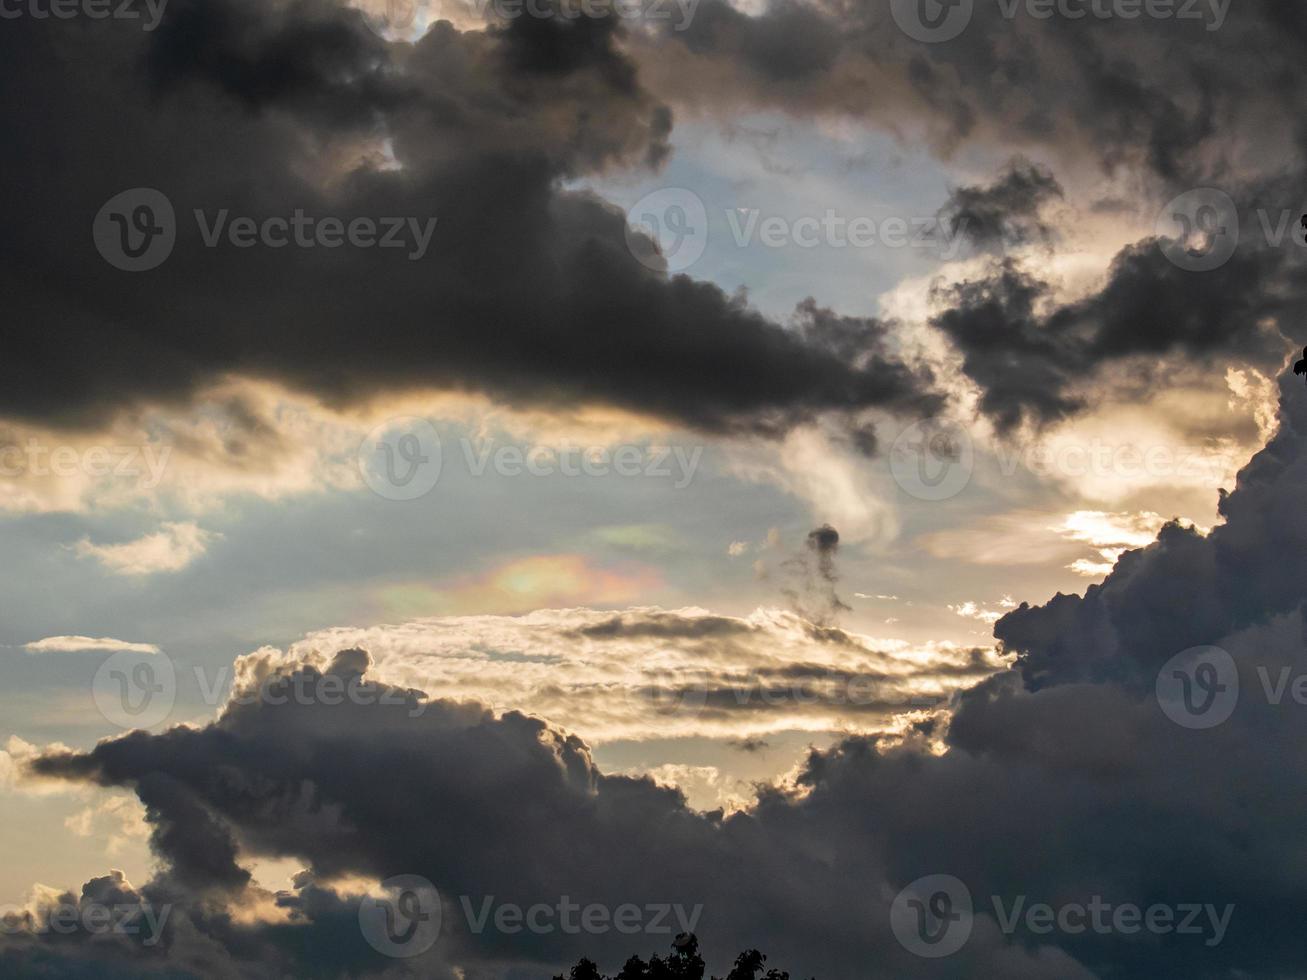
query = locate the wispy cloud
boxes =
[75,521,216,576]
[23,636,161,655]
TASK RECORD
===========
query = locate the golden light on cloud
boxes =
[0,377,691,518]
[250,606,1003,744]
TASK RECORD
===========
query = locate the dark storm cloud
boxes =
[931,233,1294,432]
[648,0,1300,185]
[939,158,1063,251]
[0,0,941,444]
[671,0,842,82]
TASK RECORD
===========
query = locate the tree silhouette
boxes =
[552,935,810,980]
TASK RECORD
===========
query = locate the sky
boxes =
[2,0,1307,976]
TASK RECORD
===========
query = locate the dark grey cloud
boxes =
[931,229,1297,432]
[648,0,1304,186]
[939,158,1063,252]
[0,0,942,446]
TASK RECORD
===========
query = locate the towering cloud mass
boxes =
[9,372,1307,977]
